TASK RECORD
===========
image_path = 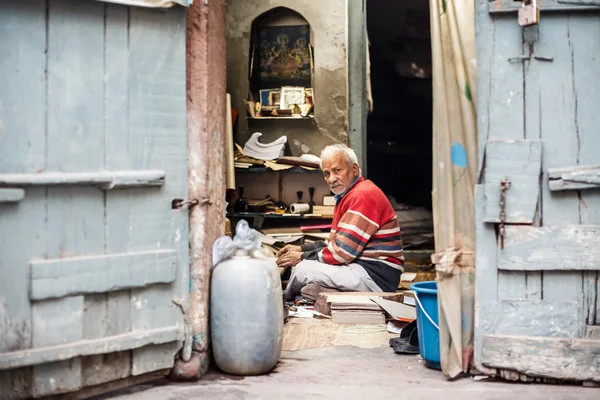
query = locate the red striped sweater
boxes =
[302,177,404,292]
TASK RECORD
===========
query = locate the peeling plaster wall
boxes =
[226,0,348,157]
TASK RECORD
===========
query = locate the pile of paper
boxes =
[243,132,287,161]
[316,293,416,325]
[326,295,386,325]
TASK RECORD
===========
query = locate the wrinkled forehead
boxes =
[320,151,349,170]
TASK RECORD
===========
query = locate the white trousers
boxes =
[284,259,382,301]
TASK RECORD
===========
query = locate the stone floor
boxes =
[95,346,599,400]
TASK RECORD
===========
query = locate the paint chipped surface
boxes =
[226,0,349,154]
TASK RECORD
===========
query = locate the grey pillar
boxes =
[347,0,368,176]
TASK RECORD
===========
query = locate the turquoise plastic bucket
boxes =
[410,281,441,370]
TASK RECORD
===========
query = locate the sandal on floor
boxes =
[388,320,417,347]
[392,322,419,355]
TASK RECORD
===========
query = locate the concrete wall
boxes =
[186,0,228,379]
[226,0,348,157]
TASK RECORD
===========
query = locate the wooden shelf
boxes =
[235,166,320,174]
[228,212,332,220]
[247,115,314,120]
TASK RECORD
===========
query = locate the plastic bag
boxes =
[212,220,261,268]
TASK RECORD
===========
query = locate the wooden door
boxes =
[0,1,189,398]
[474,0,600,382]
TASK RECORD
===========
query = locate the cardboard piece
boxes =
[370,297,416,322]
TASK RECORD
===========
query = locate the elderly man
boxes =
[277,144,404,301]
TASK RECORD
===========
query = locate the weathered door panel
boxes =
[483,140,542,224]
[475,1,600,382]
[0,1,188,398]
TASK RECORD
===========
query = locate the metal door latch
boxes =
[499,177,511,249]
[171,198,213,210]
[508,54,554,63]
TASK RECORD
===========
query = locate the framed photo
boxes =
[280,86,306,110]
[259,89,279,107]
[268,90,281,106]
[304,88,314,105]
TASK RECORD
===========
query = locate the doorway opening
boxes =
[223,1,437,356]
[366,0,434,254]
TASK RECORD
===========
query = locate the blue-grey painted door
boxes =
[0,1,189,397]
[474,0,600,382]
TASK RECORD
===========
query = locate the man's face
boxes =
[321,152,359,195]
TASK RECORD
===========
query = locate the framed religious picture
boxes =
[280,86,305,110]
[256,25,311,88]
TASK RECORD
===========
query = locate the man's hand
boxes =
[276,244,302,257]
[276,251,303,268]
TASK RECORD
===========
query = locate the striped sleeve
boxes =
[319,204,380,265]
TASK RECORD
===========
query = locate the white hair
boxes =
[319,144,360,169]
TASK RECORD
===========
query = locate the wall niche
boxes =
[227,0,348,156]
[248,7,314,119]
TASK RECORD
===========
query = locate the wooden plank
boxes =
[488,0,600,13]
[482,334,600,382]
[482,301,581,338]
[0,1,47,175]
[45,369,169,400]
[131,285,181,376]
[82,293,113,387]
[127,5,187,376]
[131,342,180,376]
[0,12,47,397]
[522,25,544,301]
[569,16,600,326]
[548,164,600,191]
[498,225,600,271]
[32,298,83,346]
[97,2,135,387]
[483,140,542,224]
[32,296,84,397]
[485,16,525,143]
[36,0,106,395]
[474,0,493,179]
[30,249,178,301]
[557,0,600,5]
[530,15,584,332]
[0,326,183,370]
[0,170,165,189]
[0,6,47,397]
[0,367,33,400]
[474,185,498,374]
[81,293,131,386]
[82,290,132,387]
[0,188,24,203]
[480,16,530,303]
[586,325,600,338]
